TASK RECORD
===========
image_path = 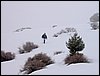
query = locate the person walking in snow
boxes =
[42,33,47,44]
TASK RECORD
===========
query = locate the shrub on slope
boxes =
[1,50,15,62]
[20,53,54,74]
[18,42,38,54]
[64,53,89,65]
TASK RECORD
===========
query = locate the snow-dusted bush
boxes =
[60,29,67,33]
[32,53,54,65]
[65,28,77,33]
[53,34,58,37]
[53,27,77,38]
[21,59,46,74]
[64,53,89,65]
[18,47,24,54]
[54,51,62,55]
[57,32,62,35]
[52,25,57,28]
[1,51,15,62]
[19,42,38,54]
[21,53,54,74]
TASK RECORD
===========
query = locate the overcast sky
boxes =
[1,1,99,31]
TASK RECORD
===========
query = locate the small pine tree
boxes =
[66,33,85,55]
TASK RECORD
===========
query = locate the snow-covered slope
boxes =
[1,1,99,75]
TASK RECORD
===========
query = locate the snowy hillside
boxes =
[1,1,99,75]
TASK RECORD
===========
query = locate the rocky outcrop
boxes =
[14,27,32,32]
[90,13,99,30]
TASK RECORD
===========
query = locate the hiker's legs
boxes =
[43,39,45,44]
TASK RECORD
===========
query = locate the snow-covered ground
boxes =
[1,1,99,75]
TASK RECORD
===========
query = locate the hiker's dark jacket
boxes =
[42,33,47,39]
